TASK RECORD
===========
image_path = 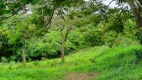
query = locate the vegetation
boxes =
[0,46,142,80]
[0,0,142,80]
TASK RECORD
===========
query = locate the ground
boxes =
[65,72,99,80]
[0,46,142,80]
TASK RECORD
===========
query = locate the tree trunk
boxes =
[138,0,142,7]
[127,1,142,44]
[60,26,72,63]
[133,7,142,29]
[22,49,26,66]
[61,39,66,63]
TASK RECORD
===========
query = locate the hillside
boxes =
[1,0,142,80]
[0,45,142,80]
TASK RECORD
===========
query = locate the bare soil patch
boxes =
[65,72,99,80]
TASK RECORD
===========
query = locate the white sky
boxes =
[84,0,130,8]
[102,0,117,7]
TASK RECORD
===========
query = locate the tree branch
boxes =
[0,2,25,22]
[44,9,55,29]
[108,0,115,6]
[64,26,72,41]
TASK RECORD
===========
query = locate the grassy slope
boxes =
[0,45,142,80]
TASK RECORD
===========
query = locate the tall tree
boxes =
[116,0,142,44]
[0,0,85,63]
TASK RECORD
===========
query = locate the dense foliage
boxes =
[0,0,140,62]
[0,0,142,80]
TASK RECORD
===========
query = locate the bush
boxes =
[1,57,7,63]
[26,31,61,58]
[83,28,104,46]
[65,31,84,53]
[103,31,118,47]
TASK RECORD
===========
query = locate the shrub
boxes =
[1,57,7,63]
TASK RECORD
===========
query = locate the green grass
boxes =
[94,46,142,80]
[0,45,142,80]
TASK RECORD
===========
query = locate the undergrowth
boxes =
[0,45,142,80]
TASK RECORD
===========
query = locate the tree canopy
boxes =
[0,0,141,62]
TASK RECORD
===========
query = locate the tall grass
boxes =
[94,46,142,80]
[0,46,142,80]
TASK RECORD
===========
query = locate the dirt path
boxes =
[65,72,99,80]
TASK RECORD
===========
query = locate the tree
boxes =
[54,15,73,63]
[0,0,85,63]
[60,26,72,63]
[116,0,142,44]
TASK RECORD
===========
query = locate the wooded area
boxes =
[0,0,142,80]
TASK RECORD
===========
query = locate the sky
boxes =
[102,0,117,8]
[84,0,117,8]
[84,0,130,8]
